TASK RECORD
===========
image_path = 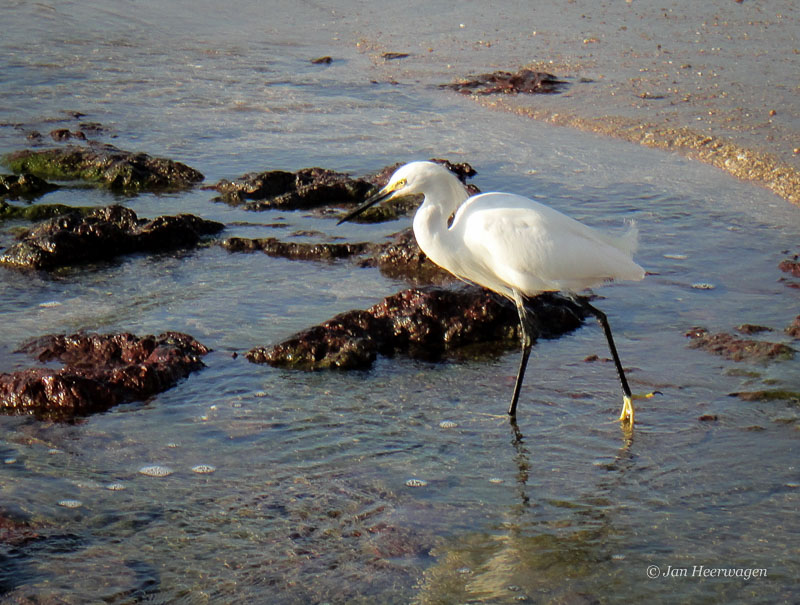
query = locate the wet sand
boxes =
[347,0,800,204]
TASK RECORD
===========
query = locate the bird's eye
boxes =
[396,178,407,188]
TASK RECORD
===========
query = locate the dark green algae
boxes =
[0,200,93,223]
[1,145,203,193]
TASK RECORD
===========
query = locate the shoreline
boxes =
[480,94,800,206]
[351,0,799,206]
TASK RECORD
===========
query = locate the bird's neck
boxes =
[412,178,469,272]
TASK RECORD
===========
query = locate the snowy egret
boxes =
[339,161,647,424]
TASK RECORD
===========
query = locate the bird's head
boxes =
[337,161,455,225]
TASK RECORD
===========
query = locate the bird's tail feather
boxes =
[605,220,639,257]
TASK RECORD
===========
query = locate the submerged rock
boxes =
[442,69,567,95]
[731,390,800,404]
[0,332,210,420]
[248,287,586,370]
[0,205,224,270]
[2,144,204,193]
[686,327,795,362]
[0,173,59,200]
[778,258,800,278]
[0,513,39,546]
[787,316,800,339]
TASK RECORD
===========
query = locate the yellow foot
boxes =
[619,395,635,424]
[618,392,659,425]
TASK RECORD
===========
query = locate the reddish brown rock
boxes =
[0,332,210,420]
[442,69,567,95]
[686,327,795,362]
[786,315,800,339]
[248,287,585,370]
[778,258,800,278]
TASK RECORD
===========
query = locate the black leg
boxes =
[509,291,536,417]
[581,300,636,423]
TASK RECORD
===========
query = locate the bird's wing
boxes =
[457,193,644,294]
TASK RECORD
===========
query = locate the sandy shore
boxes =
[350,0,799,205]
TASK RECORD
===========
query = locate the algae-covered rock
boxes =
[0,200,92,223]
[2,144,204,193]
[0,205,223,270]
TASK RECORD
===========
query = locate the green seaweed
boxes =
[2,149,89,182]
[1,147,204,193]
[0,201,93,222]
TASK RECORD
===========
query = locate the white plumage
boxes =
[339,161,648,425]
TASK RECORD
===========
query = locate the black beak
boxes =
[337,187,395,225]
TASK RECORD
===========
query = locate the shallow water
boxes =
[1,1,799,603]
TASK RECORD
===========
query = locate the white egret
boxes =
[339,161,648,424]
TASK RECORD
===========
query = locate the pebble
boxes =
[3,457,17,465]
[105,482,126,491]
[405,478,428,487]
[138,465,173,477]
[58,499,82,508]
[439,420,458,429]
[191,464,216,474]
[691,282,716,290]
[488,477,504,484]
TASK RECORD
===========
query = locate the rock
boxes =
[310,56,333,64]
[0,513,39,546]
[208,159,478,221]
[0,332,210,420]
[0,173,59,200]
[731,390,800,403]
[359,228,455,285]
[686,327,795,362]
[221,236,377,261]
[209,167,373,210]
[381,52,410,60]
[2,144,204,193]
[0,205,224,270]
[0,201,90,223]
[736,324,773,335]
[778,258,800,278]
[222,227,454,285]
[248,287,586,370]
[787,316,800,339]
[49,128,86,142]
[442,69,568,95]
